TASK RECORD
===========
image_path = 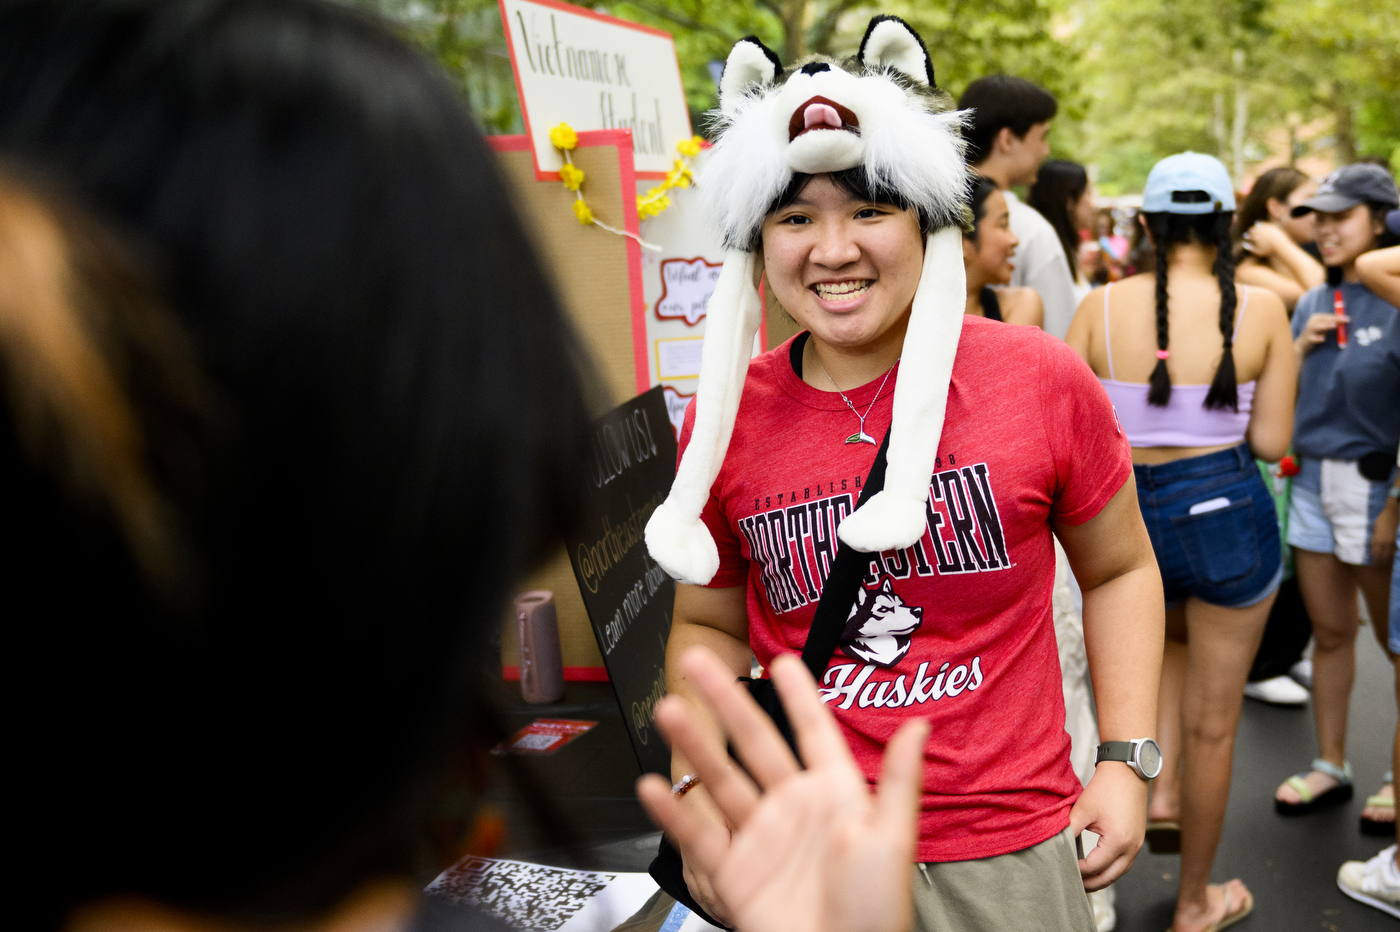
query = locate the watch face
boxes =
[1137,739,1163,779]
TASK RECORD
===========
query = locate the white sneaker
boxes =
[1089,885,1116,931]
[1290,658,1313,689]
[1337,844,1400,919]
[1244,675,1310,706]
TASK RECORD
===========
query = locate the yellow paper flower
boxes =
[559,163,585,191]
[549,123,579,151]
[572,198,593,225]
[677,136,702,158]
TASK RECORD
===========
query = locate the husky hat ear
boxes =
[859,14,935,87]
[645,17,969,586]
[719,36,782,116]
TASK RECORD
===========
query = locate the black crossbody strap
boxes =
[799,427,891,678]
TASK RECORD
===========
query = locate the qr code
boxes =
[427,856,616,931]
[512,733,562,751]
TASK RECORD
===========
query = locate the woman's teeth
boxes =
[814,280,871,301]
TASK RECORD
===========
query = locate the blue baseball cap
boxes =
[1141,152,1236,214]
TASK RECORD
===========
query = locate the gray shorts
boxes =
[913,827,1095,932]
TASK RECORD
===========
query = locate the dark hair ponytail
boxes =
[1204,212,1238,410]
[1143,209,1239,410]
[1148,213,1173,406]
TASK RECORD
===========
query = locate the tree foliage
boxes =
[346,0,1399,194]
[1073,0,1400,193]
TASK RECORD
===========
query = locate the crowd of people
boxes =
[2,3,1396,932]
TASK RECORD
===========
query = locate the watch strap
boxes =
[1096,741,1134,764]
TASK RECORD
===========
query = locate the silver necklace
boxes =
[815,353,898,446]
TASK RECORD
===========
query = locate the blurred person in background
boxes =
[1333,217,1400,919]
[963,176,1044,327]
[959,76,1078,339]
[0,3,926,932]
[1233,167,1324,313]
[1030,160,1096,305]
[1276,166,1400,863]
[1068,153,1296,932]
[1230,168,1327,709]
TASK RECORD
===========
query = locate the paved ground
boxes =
[483,619,1397,930]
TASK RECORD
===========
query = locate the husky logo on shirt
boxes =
[840,576,922,668]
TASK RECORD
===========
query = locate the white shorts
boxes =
[1287,458,1391,566]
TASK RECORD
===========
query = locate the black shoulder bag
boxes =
[648,428,891,928]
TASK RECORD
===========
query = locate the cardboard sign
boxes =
[564,386,677,774]
[490,131,649,678]
[500,0,691,179]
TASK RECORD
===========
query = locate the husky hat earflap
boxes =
[644,16,970,585]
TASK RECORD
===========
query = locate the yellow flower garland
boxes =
[547,122,702,248]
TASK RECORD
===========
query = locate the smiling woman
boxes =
[651,21,1167,932]
[962,177,1044,328]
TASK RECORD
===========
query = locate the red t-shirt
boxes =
[677,317,1132,862]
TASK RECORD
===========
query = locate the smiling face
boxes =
[963,189,1018,287]
[761,173,923,354]
[1315,203,1383,270]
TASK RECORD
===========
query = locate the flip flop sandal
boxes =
[1167,884,1254,932]
[1146,820,1181,854]
[1274,758,1353,816]
[1360,771,1395,837]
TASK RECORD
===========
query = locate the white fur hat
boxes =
[645,16,971,585]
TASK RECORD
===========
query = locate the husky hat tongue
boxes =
[643,16,970,586]
[804,102,841,131]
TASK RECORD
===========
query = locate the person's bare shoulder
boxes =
[1001,286,1044,328]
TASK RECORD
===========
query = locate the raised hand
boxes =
[637,648,928,932]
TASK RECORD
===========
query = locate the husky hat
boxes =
[645,16,970,585]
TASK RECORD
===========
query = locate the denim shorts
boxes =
[1135,444,1283,610]
[1287,457,1396,566]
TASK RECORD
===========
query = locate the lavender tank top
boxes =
[1098,284,1256,448]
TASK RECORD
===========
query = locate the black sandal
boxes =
[1274,758,1353,815]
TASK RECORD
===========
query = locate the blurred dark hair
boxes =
[0,0,594,928]
[1373,203,1400,250]
[956,75,1057,166]
[963,175,1001,243]
[1231,166,1310,261]
[1027,160,1088,279]
[1140,210,1238,410]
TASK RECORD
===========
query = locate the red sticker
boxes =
[491,719,597,755]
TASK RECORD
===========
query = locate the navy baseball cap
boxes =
[1291,163,1400,217]
[1141,152,1236,214]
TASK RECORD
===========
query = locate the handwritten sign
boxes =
[661,385,694,438]
[564,386,677,774]
[500,0,691,179]
[656,257,722,325]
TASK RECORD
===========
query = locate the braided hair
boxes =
[1142,206,1238,410]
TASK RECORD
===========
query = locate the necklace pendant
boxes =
[846,430,877,446]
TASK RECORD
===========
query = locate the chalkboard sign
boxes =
[565,386,677,775]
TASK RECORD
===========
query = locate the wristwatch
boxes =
[1096,739,1163,780]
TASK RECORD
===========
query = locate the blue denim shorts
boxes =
[1135,444,1283,610]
